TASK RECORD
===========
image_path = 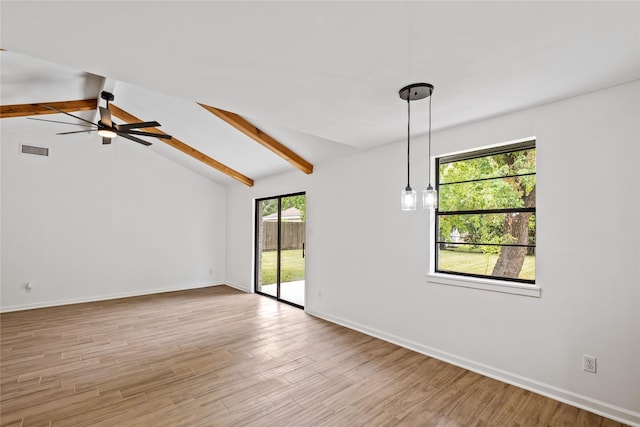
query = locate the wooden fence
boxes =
[261,222,305,251]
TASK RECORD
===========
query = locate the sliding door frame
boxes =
[254,191,306,309]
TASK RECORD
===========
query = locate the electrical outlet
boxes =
[583,355,597,373]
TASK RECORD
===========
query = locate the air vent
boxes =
[21,144,49,156]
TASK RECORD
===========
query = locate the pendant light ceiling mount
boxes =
[399,83,433,102]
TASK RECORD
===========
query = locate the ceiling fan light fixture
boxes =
[98,129,117,139]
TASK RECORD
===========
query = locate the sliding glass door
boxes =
[255,193,306,308]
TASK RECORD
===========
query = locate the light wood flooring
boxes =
[1,285,626,426]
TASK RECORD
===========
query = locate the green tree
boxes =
[282,195,306,221]
[261,195,306,221]
[261,199,278,217]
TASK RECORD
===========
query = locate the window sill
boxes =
[426,273,542,298]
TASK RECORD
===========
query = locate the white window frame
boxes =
[427,137,541,298]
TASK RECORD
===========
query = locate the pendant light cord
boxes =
[406,96,411,189]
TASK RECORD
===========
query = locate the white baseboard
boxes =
[0,281,225,313]
[222,281,252,293]
[305,308,640,427]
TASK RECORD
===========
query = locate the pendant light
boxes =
[399,83,433,211]
[422,85,437,210]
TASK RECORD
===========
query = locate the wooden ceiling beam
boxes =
[109,104,254,187]
[0,98,98,118]
[198,103,314,175]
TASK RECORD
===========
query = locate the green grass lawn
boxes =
[260,248,533,284]
[260,249,305,285]
[438,249,535,280]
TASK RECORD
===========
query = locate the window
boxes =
[434,139,536,285]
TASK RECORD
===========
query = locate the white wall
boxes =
[1,129,226,311]
[225,81,640,424]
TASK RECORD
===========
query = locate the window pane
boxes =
[439,176,536,212]
[437,246,535,281]
[439,148,536,184]
[438,213,536,246]
[256,199,277,298]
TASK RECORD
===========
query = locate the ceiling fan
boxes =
[29,91,171,146]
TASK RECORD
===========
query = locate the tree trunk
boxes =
[491,183,535,279]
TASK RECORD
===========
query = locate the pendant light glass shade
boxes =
[401,186,417,211]
[422,185,437,209]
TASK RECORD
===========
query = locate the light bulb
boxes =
[422,185,438,210]
[401,187,417,211]
[98,129,117,139]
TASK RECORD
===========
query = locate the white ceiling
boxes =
[1,1,639,186]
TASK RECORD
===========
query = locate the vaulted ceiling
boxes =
[2,1,638,186]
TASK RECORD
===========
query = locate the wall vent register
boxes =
[21,144,49,156]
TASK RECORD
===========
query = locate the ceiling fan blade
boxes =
[28,117,94,127]
[118,132,152,147]
[99,107,112,127]
[56,129,96,135]
[116,121,161,131]
[42,104,98,127]
[125,129,172,139]
[102,137,112,145]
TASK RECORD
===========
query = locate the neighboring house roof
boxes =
[263,207,302,222]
